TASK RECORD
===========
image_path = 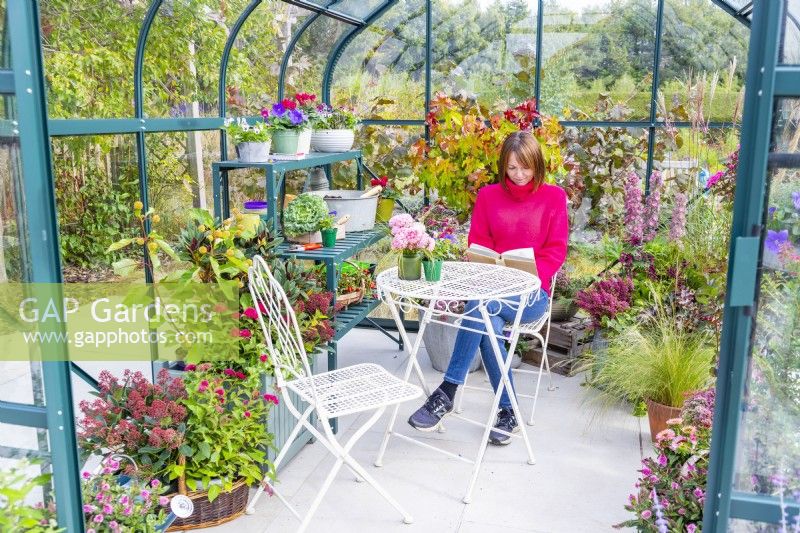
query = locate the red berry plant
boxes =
[78,369,187,479]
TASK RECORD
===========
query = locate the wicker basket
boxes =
[166,456,249,531]
[335,260,367,311]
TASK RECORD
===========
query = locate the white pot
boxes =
[236,141,271,162]
[297,128,312,155]
[311,129,355,152]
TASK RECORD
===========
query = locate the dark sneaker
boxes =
[489,407,519,445]
[408,388,454,432]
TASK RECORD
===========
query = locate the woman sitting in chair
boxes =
[408,130,569,445]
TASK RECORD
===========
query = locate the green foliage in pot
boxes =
[283,193,329,237]
[176,364,276,502]
[314,105,358,129]
[0,460,61,532]
[588,298,715,409]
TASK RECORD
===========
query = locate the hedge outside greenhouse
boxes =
[0,0,798,532]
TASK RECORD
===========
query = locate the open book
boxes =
[464,243,538,276]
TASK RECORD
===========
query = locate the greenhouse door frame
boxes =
[704,0,800,530]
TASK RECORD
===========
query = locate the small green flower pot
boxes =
[422,259,443,282]
[320,228,338,248]
[398,252,422,281]
[271,129,301,154]
[375,198,395,222]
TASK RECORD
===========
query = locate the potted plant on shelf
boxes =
[371,175,402,222]
[586,305,715,441]
[222,117,271,163]
[264,96,312,155]
[311,104,358,152]
[318,211,338,248]
[388,213,434,281]
[283,193,329,243]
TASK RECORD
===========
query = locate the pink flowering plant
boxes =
[81,461,169,533]
[575,275,634,329]
[616,388,715,532]
[77,369,187,479]
[388,213,435,257]
[177,364,275,501]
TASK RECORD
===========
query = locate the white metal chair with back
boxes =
[245,255,422,532]
[454,272,559,427]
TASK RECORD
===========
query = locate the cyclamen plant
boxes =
[388,213,434,256]
[371,175,402,201]
[616,388,715,532]
[81,458,169,533]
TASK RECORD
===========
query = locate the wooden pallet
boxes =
[518,317,593,376]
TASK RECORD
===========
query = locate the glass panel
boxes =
[40,0,146,118]
[332,0,425,119]
[559,125,649,235]
[144,0,268,118]
[328,0,384,19]
[145,130,221,279]
[653,126,740,197]
[540,0,654,120]
[780,0,800,64]
[0,0,7,69]
[733,98,800,499]
[225,2,316,116]
[284,15,348,99]
[52,135,141,280]
[658,0,749,124]
[729,517,798,532]
[432,0,537,114]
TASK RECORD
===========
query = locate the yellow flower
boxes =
[198,246,208,254]
[225,249,235,257]
[198,224,206,232]
[136,237,145,245]
[151,214,161,224]
[147,242,158,253]
[133,200,143,210]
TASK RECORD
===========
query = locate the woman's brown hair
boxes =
[497,131,546,191]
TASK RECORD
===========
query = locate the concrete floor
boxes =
[1,328,646,532]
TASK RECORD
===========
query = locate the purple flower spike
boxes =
[288,109,306,126]
[271,102,286,117]
[765,229,789,253]
[769,206,777,219]
[792,191,800,211]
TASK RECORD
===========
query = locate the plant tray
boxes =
[519,317,593,376]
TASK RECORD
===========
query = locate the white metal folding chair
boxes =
[455,273,558,426]
[245,255,422,532]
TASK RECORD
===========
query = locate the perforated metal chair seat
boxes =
[286,363,422,418]
[503,313,549,336]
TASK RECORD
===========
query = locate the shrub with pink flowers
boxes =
[176,365,274,501]
[616,388,715,532]
[388,213,435,256]
[81,462,169,533]
[78,369,187,479]
[575,276,634,328]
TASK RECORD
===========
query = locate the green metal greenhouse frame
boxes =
[0,0,797,531]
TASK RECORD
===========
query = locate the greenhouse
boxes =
[0,0,798,531]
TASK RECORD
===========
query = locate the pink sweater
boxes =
[468,181,569,295]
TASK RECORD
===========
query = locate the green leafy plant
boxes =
[0,460,61,532]
[283,194,329,237]
[410,94,562,214]
[425,236,464,262]
[314,104,358,129]
[588,297,715,409]
[81,464,169,532]
[318,211,337,231]
[222,117,271,144]
[176,364,276,502]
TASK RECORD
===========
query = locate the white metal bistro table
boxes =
[374,261,542,503]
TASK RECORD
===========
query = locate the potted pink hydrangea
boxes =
[388,213,434,280]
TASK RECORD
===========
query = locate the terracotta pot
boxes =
[646,398,683,442]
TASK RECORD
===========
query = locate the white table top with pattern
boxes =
[376,261,541,303]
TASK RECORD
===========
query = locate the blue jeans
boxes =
[443,290,549,409]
